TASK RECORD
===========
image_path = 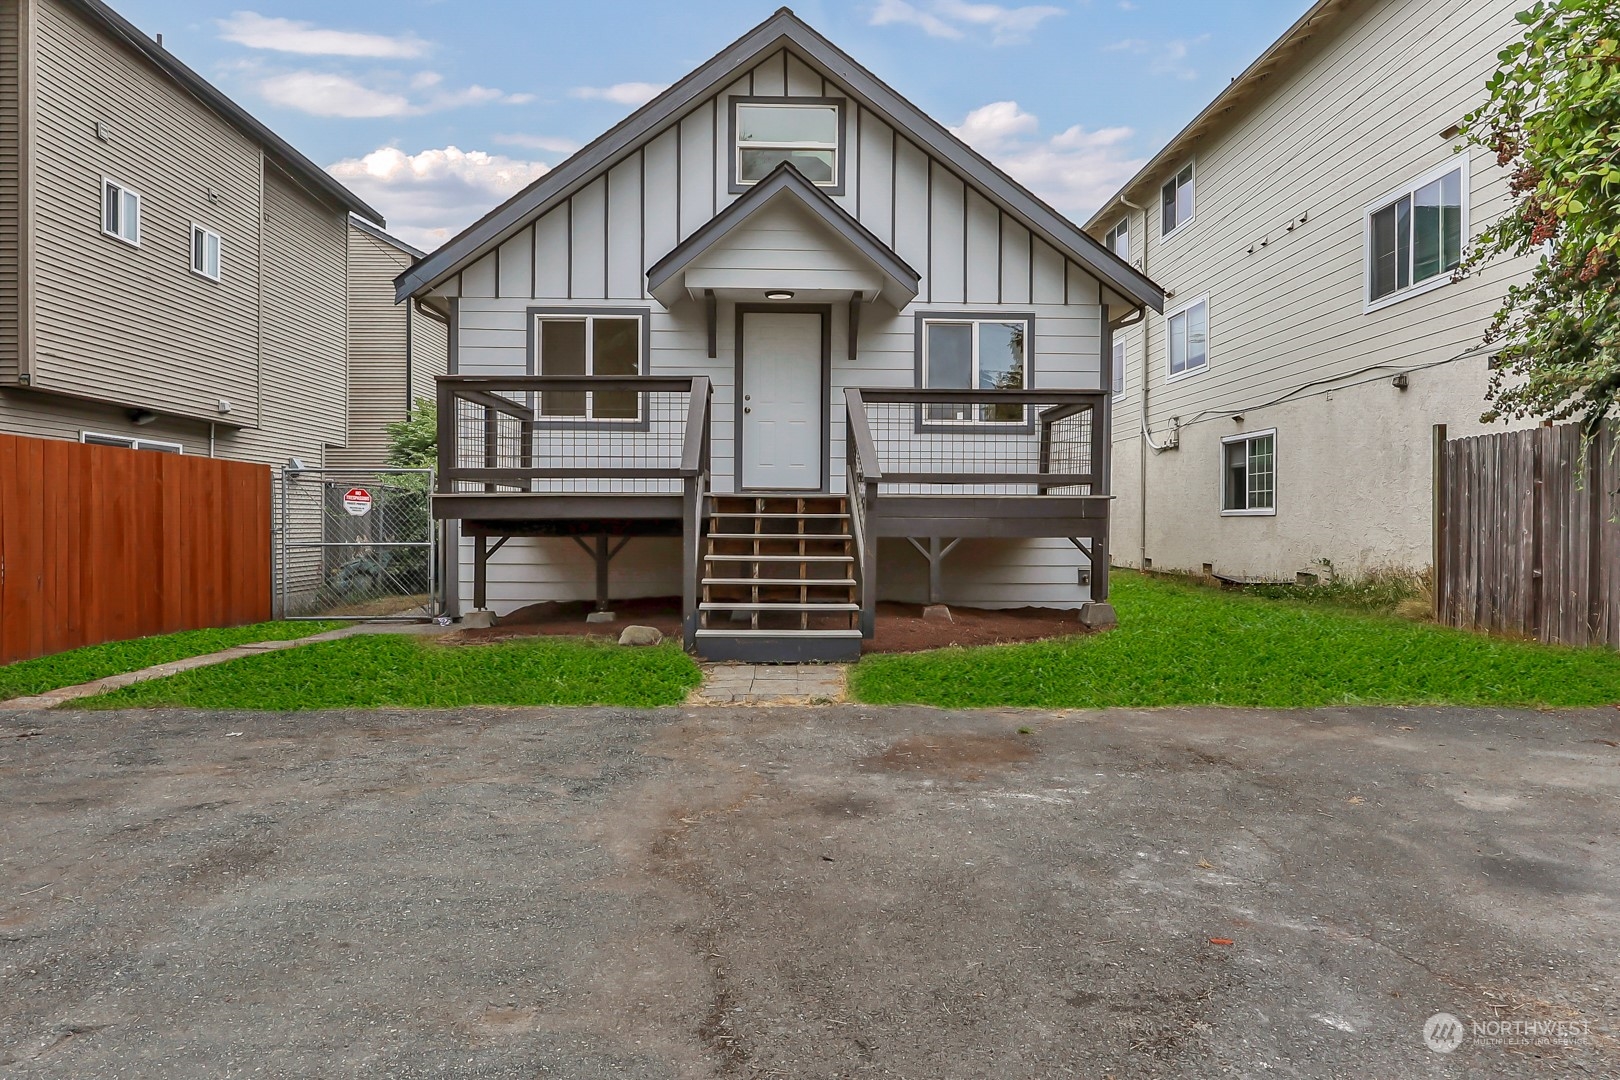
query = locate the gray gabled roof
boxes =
[63,0,383,224]
[646,161,919,302]
[349,214,426,260]
[396,6,1162,312]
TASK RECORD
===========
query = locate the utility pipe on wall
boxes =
[1120,194,1151,569]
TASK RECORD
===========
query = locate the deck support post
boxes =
[568,535,632,613]
[473,534,488,610]
[906,536,961,606]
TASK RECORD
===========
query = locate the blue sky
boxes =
[114,0,1308,249]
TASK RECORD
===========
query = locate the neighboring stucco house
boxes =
[400,8,1161,660]
[0,0,382,470]
[327,217,449,470]
[1085,0,1535,582]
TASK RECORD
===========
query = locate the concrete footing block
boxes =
[921,604,953,622]
[585,611,616,624]
[1079,603,1118,630]
[461,610,496,629]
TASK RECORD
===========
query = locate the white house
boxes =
[399,8,1162,661]
[1085,0,1537,583]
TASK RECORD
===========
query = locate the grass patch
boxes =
[1242,566,1432,618]
[849,571,1620,710]
[75,634,703,710]
[0,621,348,700]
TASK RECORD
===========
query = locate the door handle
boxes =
[744,407,751,414]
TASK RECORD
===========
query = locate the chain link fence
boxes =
[275,467,438,619]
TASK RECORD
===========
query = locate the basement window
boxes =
[1221,430,1275,515]
[732,98,843,191]
[81,431,183,453]
[102,178,141,245]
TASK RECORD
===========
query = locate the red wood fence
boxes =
[0,433,272,665]
[1435,422,1620,648]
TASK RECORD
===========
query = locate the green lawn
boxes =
[849,572,1620,709]
[0,621,348,701]
[75,634,703,710]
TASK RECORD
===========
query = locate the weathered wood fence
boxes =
[0,433,272,665]
[1434,422,1620,647]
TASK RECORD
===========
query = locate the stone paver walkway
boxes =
[688,663,849,705]
[1,621,449,711]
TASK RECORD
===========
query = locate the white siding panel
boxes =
[533,209,568,298]
[892,139,929,302]
[569,180,607,300]
[855,109,894,243]
[497,229,533,300]
[678,102,715,239]
[965,189,999,304]
[928,164,966,305]
[1032,238,1065,305]
[461,250,497,298]
[785,51,821,96]
[1000,217,1032,306]
[607,155,644,298]
[643,129,679,267]
[750,49,786,96]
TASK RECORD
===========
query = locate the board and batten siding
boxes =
[1094,0,1536,577]
[26,0,264,427]
[436,46,1114,613]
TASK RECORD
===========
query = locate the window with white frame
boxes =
[1161,162,1194,236]
[81,431,183,453]
[734,99,841,188]
[1111,339,1126,398]
[920,316,1029,423]
[102,178,141,245]
[533,313,642,420]
[1367,162,1465,305]
[191,224,222,281]
[1222,430,1275,514]
[1166,296,1208,379]
[1104,218,1130,263]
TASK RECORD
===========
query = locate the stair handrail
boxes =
[844,388,882,638]
[681,376,713,649]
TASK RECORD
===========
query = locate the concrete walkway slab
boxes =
[689,663,848,705]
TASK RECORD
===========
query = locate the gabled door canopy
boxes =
[646,163,920,310]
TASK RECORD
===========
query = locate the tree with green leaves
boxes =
[385,398,437,470]
[1461,0,1620,426]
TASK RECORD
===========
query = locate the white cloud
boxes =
[494,133,584,154]
[1105,36,1209,81]
[218,11,428,58]
[568,82,668,106]
[870,0,1063,44]
[328,146,553,251]
[257,70,533,118]
[949,101,1144,219]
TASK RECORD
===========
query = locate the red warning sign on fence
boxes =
[343,488,373,517]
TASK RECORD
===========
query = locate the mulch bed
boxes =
[441,597,1093,654]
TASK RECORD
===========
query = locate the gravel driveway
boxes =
[2,703,1616,1077]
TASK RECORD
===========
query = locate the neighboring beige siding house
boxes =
[327,218,449,469]
[1085,0,1536,582]
[0,0,381,469]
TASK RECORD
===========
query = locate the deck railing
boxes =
[844,387,1109,633]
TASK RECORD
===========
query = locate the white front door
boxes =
[740,310,823,490]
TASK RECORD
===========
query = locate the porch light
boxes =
[764,290,795,300]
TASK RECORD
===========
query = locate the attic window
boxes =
[732,98,843,192]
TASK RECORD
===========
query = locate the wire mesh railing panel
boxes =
[277,468,437,619]
[444,382,694,495]
[1042,407,1096,496]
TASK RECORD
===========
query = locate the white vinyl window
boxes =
[1222,430,1276,515]
[1366,161,1466,308]
[1166,296,1209,380]
[735,100,840,187]
[191,224,222,281]
[1161,162,1194,236]
[533,314,642,420]
[1111,339,1126,399]
[920,317,1029,423]
[1104,218,1130,262]
[80,431,183,453]
[101,178,141,245]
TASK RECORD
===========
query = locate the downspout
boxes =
[1121,194,1150,569]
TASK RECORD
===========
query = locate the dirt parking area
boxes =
[2,703,1617,1077]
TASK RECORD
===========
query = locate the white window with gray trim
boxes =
[919,316,1029,423]
[191,224,222,281]
[734,99,842,188]
[1222,430,1275,515]
[102,178,141,245]
[1161,162,1194,236]
[81,431,183,453]
[1166,296,1208,380]
[1104,218,1129,263]
[532,313,643,420]
[1365,160,1466,308]
[1111,339,1126,399]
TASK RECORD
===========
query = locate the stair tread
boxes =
[707,533,853,541]
[705,553,852,562]
[703,578,856,586]
[694,629,863,638]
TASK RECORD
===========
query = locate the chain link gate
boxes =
[276,467,439,619]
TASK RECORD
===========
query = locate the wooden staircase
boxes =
[694,494,863,662]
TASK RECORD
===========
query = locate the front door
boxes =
[739,308,824,490]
